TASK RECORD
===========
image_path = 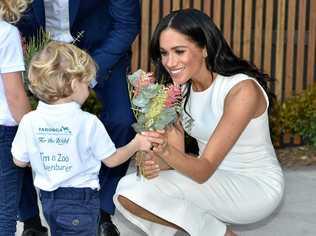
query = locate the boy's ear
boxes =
[71,79,78,91]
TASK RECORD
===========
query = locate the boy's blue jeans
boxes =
[40,187,100,236]
[0,125,23,236]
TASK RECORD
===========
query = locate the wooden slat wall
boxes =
[163,1,171,16]
[223,0,233,45]
[254,0,264,68]
[284,0,296,98]
[133,0,316,93]
[233,0,243,56]
[131,0,316,145]
[283,0,297,144]
[263,0,274,87]
[295,0,307,94]
[275,0,286,100]
[213,0,222,28]
[307,0,316,87]
[243,0,253,61]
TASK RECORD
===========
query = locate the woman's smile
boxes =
[159,28,209,86]
[168,67,185,78]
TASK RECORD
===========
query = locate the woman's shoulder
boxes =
[216,73,251,85]
[222,75,266,116]
[213,73,265,109]
[213,73,251,95]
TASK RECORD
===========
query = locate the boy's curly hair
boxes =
[0,0,31,23]
[28,41,97,103]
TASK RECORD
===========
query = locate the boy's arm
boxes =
[91,117,155,167]
[102,138,139,168]
[102,133,155,168]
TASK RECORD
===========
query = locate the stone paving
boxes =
[16,166,316,236]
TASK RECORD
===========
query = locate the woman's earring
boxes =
[203,50,208,58]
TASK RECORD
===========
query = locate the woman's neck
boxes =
[191,71,216,92]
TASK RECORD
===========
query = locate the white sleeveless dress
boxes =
[113,74,284,236]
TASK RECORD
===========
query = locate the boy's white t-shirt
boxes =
[11,101,117,191]
[0,20,25,126]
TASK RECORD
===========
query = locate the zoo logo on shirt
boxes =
[37,126,72,135]
[37,126,72,145]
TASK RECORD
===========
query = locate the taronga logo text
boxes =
[38,126,72,135]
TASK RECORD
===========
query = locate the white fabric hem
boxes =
[113,173,227,236]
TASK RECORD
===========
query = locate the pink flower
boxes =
[164,85,182,108]
[131,71,155,96]
[134,78,153,96]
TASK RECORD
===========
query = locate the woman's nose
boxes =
[165,54,177,67]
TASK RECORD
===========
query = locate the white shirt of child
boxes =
[12,101,117,191]
[43,0,74,42]
[0,21,25,126]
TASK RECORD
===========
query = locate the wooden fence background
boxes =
[131,0,315,101]
[130,0,315,146]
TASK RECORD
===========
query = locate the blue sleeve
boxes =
[91,0,141,82]
[16,1,45,39]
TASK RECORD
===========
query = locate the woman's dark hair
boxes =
[150,9,274,114]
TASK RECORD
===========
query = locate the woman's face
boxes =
[159,28,208,85]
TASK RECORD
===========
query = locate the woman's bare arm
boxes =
[153,80,266,183]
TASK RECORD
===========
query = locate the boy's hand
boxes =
[134,133,152,151]
[134,131,166,152]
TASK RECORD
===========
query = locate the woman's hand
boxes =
[138,130,165,179]
[142,152,160,179]
[141,130,167,153]
[134,132,164,152]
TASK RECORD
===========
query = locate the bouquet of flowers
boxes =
[128,69,182,178]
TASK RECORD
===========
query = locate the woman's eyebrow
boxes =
[160,45,187,50]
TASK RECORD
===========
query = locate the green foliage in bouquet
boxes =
[270,85,316,147]
[128,69,182,133]
[128,69,182,179]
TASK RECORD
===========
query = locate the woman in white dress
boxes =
[114,9,284,236]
